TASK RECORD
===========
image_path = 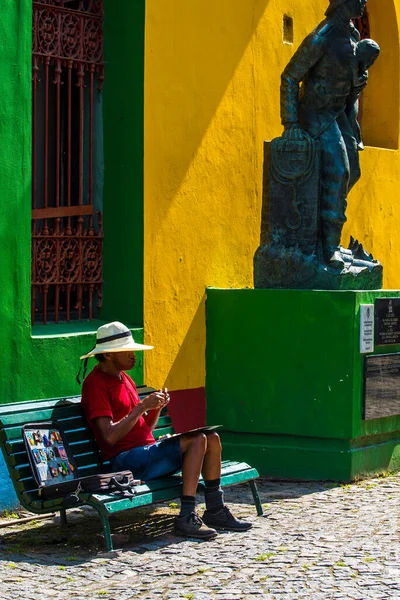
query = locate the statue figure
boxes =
[346,38,380,151]
[254,0,383,290]
[281,0,377,269]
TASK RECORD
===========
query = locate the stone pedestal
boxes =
[254,141,383,290]
[206,288,400,481]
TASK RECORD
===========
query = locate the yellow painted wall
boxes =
[144,0,400,390]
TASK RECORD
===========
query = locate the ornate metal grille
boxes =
[32,0,104,324]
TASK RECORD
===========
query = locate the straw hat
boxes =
[80,322,153,360]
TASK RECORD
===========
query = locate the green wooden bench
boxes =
[0,386,263,551]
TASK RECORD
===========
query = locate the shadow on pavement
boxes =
[0,479,341,563]
[223,479,341,507]
[0,505,191,563]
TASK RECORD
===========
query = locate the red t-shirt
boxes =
[81,366,155,461]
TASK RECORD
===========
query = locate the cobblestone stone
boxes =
[0,476,399,598]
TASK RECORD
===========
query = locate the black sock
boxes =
[204,479,224,513]
[179,495,196,517]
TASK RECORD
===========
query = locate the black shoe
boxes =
[202,506,253,532]
[174,511,217,540]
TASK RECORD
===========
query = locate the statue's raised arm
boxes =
[281,27,327,140]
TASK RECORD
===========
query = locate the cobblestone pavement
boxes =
[0,475,399,599]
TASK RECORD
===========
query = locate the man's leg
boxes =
[178,431,222,512]
[178,433,208,521]
[179,432,208,496]
[319,120,350,268]
[337,111,361,192]
[174,433,217,539]
[201,433,252,532]
[111,435,217,539]
[201,431,222,480]
[201,432,224,513]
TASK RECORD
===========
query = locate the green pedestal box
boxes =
[206,288,400,482]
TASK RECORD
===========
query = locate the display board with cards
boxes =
[23,423,78,488]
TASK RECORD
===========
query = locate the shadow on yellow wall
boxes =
[145,0,272,223]
[164,294,206,391]
[145,0,280,389]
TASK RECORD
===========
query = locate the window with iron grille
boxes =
[32,0,104,325]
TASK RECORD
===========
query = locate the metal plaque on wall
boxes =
[375,298,400,346]
[363,353,400,420]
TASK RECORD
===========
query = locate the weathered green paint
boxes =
[206,288,400,481]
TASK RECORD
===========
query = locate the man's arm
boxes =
[281,29,327,128]
[94,391,168,446]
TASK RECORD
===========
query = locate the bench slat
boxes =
[2,425,91,443]
[219,468,259,487]
[15,476,37,493]
[153,427,175,439]
[0,397,81,415]
[0,405,82,427]
[217,460,257,476]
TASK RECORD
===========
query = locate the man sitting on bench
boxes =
[80,321,252,540]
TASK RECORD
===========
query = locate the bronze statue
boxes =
[254,0,383,289]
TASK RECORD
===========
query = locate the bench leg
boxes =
[60,508,68,526]
[85,501,114,551]
[92,507,113,552]
[100,513,114,552]
[249,480,263,516]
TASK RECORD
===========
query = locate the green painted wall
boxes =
[102,0,145,326]
[0,0,146,509]
[0,0,146,405]
[0,0,33,404]
[206,288,400,481]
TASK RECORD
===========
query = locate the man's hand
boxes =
[142,388,170,430]
[141,388,170,412]
[283,124,307,141]
[353,74,368,91]
[94,390,171,446]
